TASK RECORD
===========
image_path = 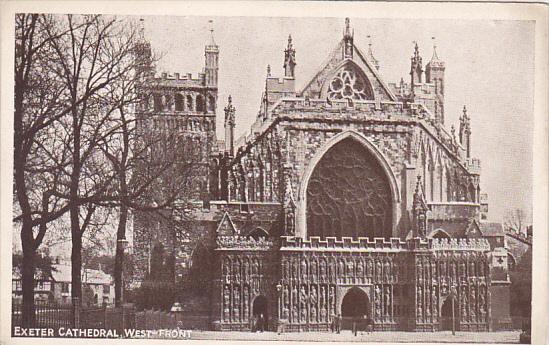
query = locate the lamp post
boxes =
[276,282,283,334]
[450,285,457,336]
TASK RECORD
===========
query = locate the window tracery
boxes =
[328,65,373,101]
[306,139,392,239]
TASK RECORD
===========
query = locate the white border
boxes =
[1,2,547,345]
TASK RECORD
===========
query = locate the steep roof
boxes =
[300,38,397,102]
[479,222,505,237]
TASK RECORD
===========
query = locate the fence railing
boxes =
[12,300,73,333]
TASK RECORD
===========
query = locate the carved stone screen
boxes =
[306,138,393,239]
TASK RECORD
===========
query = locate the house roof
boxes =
[479,222,505,237]
[51,264,113,285]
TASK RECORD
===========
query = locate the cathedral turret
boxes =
[204,22,219,87]
[224,95,236,157]
[343,17,354,59]
[134,18,153,82]
[366,36,380,70]
[284,35,296,78]
[412,175,429,238]
[410,42,423,85]
[426,39,446,124]
[459,105,472,158]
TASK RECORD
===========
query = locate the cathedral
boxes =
[132,18,512,332]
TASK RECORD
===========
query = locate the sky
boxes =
[142,16,534,224]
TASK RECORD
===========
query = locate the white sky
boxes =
[142,16,534,224]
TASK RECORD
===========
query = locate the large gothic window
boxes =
[328,64,373,101]
[306,138,393,239]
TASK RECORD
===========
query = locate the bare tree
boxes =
[14,13,85,327]
[504,208,527,235]
[38,14,144,306]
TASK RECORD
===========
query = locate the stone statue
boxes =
[384,260,391,282]
[286,210,295,235]
[384,286,391,317]
[243,259,250,283]
[301,307,307,322]
[292,285,298,305]
[469,260,476,277]
[311,260,318,281]
[417,260,423,281]
[357,260,364,280]
[292,305,298,322]
[339,260,345,278]
[284,285,290,305]
[224,259,231,284]
[347,260,354,278]
[301,260,308,280]
[320,286,326,308]
[310,305,317,322]
[376,260,382,282]
[310,285,318,304]
[252,259,259,276]
[367,259,373,279]
[320,260,326,282]
[320,305,327,322]
[300,285,307,306]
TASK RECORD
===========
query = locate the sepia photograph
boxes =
[1,2,547,345]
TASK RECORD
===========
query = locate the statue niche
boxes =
[306,138,393,239]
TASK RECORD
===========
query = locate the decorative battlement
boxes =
[466,158,482,174]
[280,236,429,251]
[272,98,405,115]
[153,72,205,83]
[280,236,490,252]
[431,237,490,251]
[216,236,274,251]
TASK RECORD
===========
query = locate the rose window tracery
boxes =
[306,138,392,239]
[327,65,373,101]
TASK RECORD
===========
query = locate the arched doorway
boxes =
[252,295,268,331]
[341,288,370,329]
[440,296,457,331]
[306,138,393,239]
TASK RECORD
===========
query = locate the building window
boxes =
[196,95,205,112]
[103,285,110,294]
[154,94,163,112]
[328,64,374,101]
[175,94,184,111]
[208,95,216,112]
[187,95,194,111]
[306,138,392,239]
[62,283,69,293]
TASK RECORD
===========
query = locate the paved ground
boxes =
[188,330,521,343]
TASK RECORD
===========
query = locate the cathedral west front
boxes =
[132,18,512,332]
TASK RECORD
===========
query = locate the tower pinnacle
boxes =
[410,41,423,85]
[224,95,236,157]
[343,17,354,59]
[204,19,219,87]
[284,34,296,78]
[366,35,380,70]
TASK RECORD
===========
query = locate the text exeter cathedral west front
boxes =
[133,18,512,332]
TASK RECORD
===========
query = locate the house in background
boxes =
[12,261,115,306]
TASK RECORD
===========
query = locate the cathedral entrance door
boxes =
[341,287,370,330]
[440,297,457,331]
[252,296,268,331]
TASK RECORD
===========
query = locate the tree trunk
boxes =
[20,226,36,327]
[114,203,128,307]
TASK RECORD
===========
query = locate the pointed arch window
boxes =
[328,64,374,101]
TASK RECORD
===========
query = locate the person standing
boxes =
[259,314,265,332]
[336,313,341,334]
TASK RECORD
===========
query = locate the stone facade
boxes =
[132,18,511,332]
